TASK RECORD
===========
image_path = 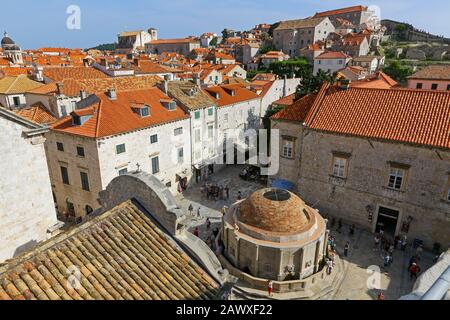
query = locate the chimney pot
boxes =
[107,88,117,100]
[56,82,64,95]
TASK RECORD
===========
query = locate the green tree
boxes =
[221,29,229,44]
[209,37,218,47]
[382,60,413,83]
[268,57,311,78]
[259,44,277,54]
[268,22,280,37]
[295,70,336,100]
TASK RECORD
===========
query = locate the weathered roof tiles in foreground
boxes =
[0,199,220,300]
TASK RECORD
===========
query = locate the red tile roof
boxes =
[350,72,398,89]
[408,65,450,80]
[203,84,259,107]
[51,87,189,138]
[43,67,108,81]
[15,102,57,125]
[28,76,162,97]
[314,5,367,17]
[272,93,296,107]
[271,94,317,122]
[316,51,349,59]
[304,83,450,149]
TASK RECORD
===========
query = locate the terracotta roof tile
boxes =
[0,75,43,94]
[203,84,259,107]
[43,67,108,82]
[304,84,450,149]
[51,87,189,138]
[271,94,317,122]
[15,103,57,125]
[272,93,296,107]
[315,51,349,59]
[408,65,450,80]
[0,200,220,300]
[314,5,367,17]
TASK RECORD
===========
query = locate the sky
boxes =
[1,0,449,49]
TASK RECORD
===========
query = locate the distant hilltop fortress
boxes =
[382,19,450,44]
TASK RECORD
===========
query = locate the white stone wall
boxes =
[0,93,27,109]
[217,98,262,132]
[260,78,301,117]
[0,116,57,262]
[314,58,347,75]
[97,118,192,195]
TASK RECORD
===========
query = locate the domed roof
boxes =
[1,32,15,45]
[238,188,314,234]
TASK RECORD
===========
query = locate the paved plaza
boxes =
[176,166,436,300]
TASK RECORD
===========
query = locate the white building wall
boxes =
[0,116,58,262]
[260,78,301,117]
[97,118,192,195]
[314,58,347,75]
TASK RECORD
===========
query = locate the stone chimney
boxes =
[56,82,64,95]
[107,88,117,100]
[82,58,89,67]
[193,72,201,87]
[339,79,351,90]
[80,90,87,100]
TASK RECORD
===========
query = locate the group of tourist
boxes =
[200,183,230,201]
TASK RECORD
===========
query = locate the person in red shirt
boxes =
[267,280,273,297]
[377,291,385,300]
[409,263,420,280]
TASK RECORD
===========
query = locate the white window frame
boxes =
[332,157,348,178]
[282,139,294,159]
[388,167,405,190]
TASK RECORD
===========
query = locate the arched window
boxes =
[85,205,93,215]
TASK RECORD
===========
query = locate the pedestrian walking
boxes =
[326,259,334,275]
[374,234,381,250]
[237,191,242,201]
[206,218,211,230]
[197,207,201,218]
[221,206,228,216]
[344,242,350,257]
[349,224,355,237]
[401,235,407,251]
[193,227,199,237]
[409,263,420,280]
[225,186,229,200]
[267,280,273,297]
[188,204,193,216]
[213,227,219,238]
[383,254,392,267]
[377,292,385,300]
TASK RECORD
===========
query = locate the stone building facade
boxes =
[146,38,200,56]
[273,17,335,57]
[0,108,59,263]
[270,84,450,249]
[46,87,192,220]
